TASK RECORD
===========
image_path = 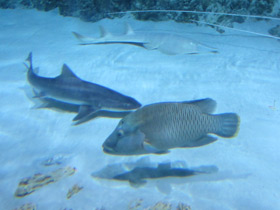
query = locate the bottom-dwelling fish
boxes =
[91,157,218,194]
[103,98,240,155]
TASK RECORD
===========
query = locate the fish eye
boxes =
[119,120,124,125]
[117,129,124,137]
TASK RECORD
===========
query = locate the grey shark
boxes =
[25,52,141,122]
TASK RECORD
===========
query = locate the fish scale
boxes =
[139,103,212,149]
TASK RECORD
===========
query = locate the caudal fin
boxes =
[25,52,33,70]
[215,113,240,138]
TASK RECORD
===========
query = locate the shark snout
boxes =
[125,97,141,109]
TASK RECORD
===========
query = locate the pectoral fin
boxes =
[186,135,217,147]
[32,101,51,109]
[143,142,169,155]
[157,163,171,170]
[128,178,147,188]
[182,98,217,114]
[73,105,99,121]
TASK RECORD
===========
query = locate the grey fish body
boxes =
[112,165,198,187]
[113,165,197,181]
[91,158,218,193]
[25,52,141,122]
[103,98,240,155]
[29,68,137,108]
[130,102,216,149]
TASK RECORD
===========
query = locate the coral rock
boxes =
[66,184,83,199]
[14,166,76,197]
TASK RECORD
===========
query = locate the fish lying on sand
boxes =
[103,98,240,155]
[111,163,216,186]
[25,52,141,123]
[72,24,218,55]
[91,157,218,194]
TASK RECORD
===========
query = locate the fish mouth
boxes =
[103,145,128,156]
[102,145,115,154]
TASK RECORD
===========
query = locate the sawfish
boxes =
[72,24,218,55]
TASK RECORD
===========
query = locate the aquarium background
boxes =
[0,0,280,209]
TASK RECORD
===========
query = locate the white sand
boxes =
[0,8,279,210]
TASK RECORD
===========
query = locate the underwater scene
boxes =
[0,0,279,209]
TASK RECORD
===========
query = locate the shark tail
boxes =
[25,52,33,71]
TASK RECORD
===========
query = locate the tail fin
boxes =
[215,113,240,138]
[25,52,33,70]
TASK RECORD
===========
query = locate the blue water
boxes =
[0,7,280,210]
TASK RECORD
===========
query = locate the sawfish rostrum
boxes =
[103,98,240,155]
[25,52,141,122]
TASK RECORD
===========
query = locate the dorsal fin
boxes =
[157,163,171,170]
[125,23,134,35]
[135,157,151,166]
[128,178,147,188]
[59,64,79,79]
[99,26,112,38]
[183,98,217,114]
